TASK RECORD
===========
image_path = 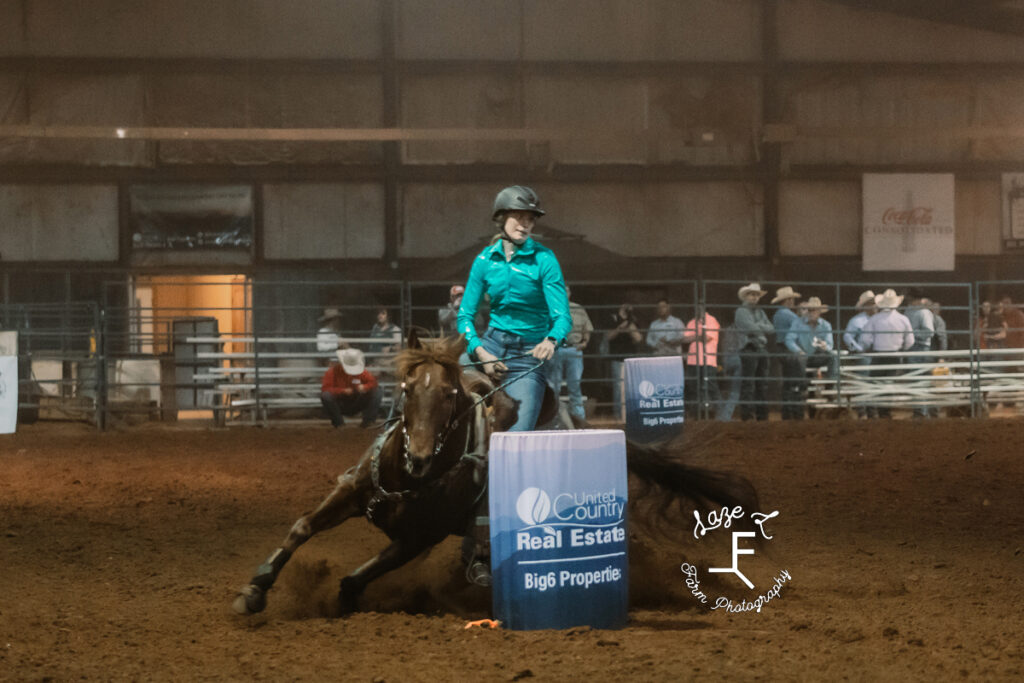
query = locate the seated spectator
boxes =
[369,308,401,355]
[646,299,685,356]
[321,349,381,429]
[784,297,836,419]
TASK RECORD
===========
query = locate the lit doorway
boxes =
[130,275,250,354]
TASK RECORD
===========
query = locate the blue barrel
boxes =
[488,430,628,630]
[623,356,684,443]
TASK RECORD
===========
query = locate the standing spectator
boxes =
[716,322,744,422]
[607,304,644,421]
[844,290,877,418]
[998,295,1024,351]
[860,289,914,418]
[771,286,804,420]
[320,349,381,429]
[316,308,346,366]
[904,289,936,418]
[682,305,720,419]
[734,283,774,421]
[976,301,994,351]
[369,308,401,356]
[784,297,836,419]
[927,299,949,353]
[983,302,1008,349]
[547,285,593,428]
[646,299,685,356]
[438,285,464,337]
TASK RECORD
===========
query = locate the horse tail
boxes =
[625,440,760,536]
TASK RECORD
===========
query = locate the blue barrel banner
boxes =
[623,356,684,443]
[489,430,629,631]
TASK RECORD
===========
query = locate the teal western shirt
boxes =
[457,237,572,354]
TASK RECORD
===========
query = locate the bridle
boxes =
[364,353,545,523]
[399,379,462,472]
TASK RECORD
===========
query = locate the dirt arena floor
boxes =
[2,417,1023,681]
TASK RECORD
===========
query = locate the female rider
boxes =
[457,185,572,432]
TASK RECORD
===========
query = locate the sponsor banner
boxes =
[862,173,955,271]
[624,356,684,444]
[0,355,17,434]
[489,430,628,630]
[0,331,16,356]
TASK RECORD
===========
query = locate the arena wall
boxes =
[2,0,1024,297]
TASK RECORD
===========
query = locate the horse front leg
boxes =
[233,469,368,615]
[337,536,435,615]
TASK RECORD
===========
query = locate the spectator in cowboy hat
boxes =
[860,289,914,418]
[320,348,381,429]
[734,282,774,421]
[771,285,804,420]
[844,290,878,418]
[316,307,348,365]
[904,289,937,418]
[784,297,836,418]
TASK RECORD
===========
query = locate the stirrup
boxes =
[466,559,492,587]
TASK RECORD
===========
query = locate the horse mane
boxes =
[394,336,465,382]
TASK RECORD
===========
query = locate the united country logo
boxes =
[515,487,552,526]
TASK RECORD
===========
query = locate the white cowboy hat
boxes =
[737,282,768,300]
[771,286,802,304]
[855,290,876,309]
[318,307,343,324]
[803,296,829,313]
[337,348,366,375]
[874,288,903,309]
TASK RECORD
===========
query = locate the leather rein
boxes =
[366,380,487,523]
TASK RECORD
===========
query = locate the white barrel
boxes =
[0,355,17,434]
[488,429,628,630]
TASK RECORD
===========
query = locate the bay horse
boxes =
[233,333,757,617]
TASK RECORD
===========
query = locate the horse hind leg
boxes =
[233,475,366,616]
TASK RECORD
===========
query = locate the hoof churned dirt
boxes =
[1,420,1021,680]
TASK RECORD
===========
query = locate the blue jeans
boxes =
[717,355,743,421]
[478,327,549,431]
[907,342,935,418]
[547,346,585,420]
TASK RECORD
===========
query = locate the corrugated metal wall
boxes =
[1,0,1023,277]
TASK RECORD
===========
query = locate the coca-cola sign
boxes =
[882,207,933,226]
[863,174,954,271]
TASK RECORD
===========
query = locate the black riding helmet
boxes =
[492,185,545,222]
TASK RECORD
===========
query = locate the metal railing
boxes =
[2,277,1023,428]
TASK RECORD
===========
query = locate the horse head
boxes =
[394,331,469,478]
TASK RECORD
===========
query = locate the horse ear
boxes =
[407,327,422,350]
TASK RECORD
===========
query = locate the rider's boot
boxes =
[461,492,491,587]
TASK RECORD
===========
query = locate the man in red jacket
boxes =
[320,348,381,428]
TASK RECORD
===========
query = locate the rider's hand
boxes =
[475,347,508,379]
[530,338,557,361]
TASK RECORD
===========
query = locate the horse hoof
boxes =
[338,578,358,616]
[233,585,266,615]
